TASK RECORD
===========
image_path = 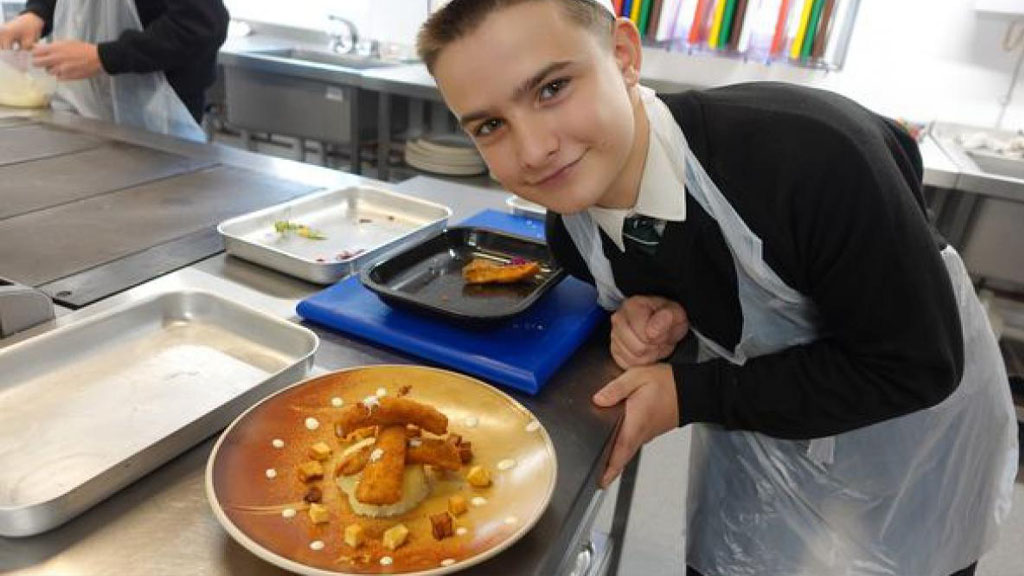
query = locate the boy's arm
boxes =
[674,131,964,440]
[97,0,229,76]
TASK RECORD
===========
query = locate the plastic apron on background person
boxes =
[563,87,1018,576]
[50,0,206,141]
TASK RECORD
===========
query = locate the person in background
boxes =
[416,0,1019,575]
[0,0,229,140]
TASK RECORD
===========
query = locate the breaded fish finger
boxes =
[406,437,461,471]
[336,397,448,437]
[355,425,407,505]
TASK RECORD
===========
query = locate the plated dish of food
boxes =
[206,365,557,575]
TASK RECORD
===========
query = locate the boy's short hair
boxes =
[417,0,615,74]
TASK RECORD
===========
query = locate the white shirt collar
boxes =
[587,87,688,252]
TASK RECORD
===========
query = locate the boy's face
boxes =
[432,2,644,214]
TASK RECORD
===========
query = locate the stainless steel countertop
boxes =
[0,107,621,576]
[217,24,696,101]
[216,27,962,192]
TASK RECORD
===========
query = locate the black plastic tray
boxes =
[360,227,565,323]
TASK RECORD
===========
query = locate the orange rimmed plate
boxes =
[205,365,558,575]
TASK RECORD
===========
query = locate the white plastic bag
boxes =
[0,49,56,108]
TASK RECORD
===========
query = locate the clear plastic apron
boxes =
[51,0,206,141]
[563,90,1018,576]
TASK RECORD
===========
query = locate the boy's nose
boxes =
[515,118,558,171]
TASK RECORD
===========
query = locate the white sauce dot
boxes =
[265,468,277,479]
[504,516,518,525]
[375,387,387,397]
[497,458,517,471]
[362,395,380,410]
[282,508,296,518]
[331,397,344,407]
[409,438,422,448]
[471,496,487,507]
[305,417,320,430]
[380,556,393,566]
[370,448,384,462]
[456,527,468,536]
[525,420,540,432]
[441,558,456,566]
[271,438,285,448]
[309,540,325,551]
[463,416,479,428]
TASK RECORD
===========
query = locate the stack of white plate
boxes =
[404,133,487,176]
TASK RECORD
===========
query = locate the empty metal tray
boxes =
[0,290,319,537]
[217,186,452,284]
[360,226,565,323]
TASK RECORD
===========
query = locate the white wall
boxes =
[226,0,1024,129]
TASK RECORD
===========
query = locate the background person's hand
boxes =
[32,41,102,80]
[610,295,689,369]
[592,363,679,487]
[0,12,45,50]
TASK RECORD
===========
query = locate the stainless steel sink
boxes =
[248,48,403,70]
[931,122,1024,203]
[965,149,1024,181]
[929,122,1024,292]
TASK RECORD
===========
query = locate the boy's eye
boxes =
[475,118,504,137]
[539,78,569,101]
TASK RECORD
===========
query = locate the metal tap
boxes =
[326,15,358,54]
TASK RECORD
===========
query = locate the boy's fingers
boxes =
[601,418,641,487]
[592,370,646,407]
[646,304,687,342]
[611,315,651,359]
[647,307,674,339]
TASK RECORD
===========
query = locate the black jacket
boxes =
[26,0,229,122]
[546,82,964,440]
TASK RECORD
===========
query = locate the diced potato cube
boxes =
[308,503,329,524]
[297,461,324,482]
[308,442,332,461]
[466,465,491,488]
[344,524,364,548]
[430,512,454,540]
[448,495,468,516]
[383,523,409,550]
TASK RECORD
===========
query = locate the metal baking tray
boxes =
[218,186,452,284]
[0,290,319,537]
[506,194,547,221]
[360,226,565,323]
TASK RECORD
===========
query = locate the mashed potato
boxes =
[0,60,53,108]
[337,464,430,518]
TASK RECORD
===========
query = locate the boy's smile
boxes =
[432,1,648,214]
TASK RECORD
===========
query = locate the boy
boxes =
[418,1,1018,575]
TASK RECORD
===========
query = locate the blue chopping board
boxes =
[296,210,607,394]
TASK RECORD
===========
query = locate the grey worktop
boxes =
[0,107,620,576]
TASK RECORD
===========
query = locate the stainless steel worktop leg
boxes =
[348,86,362,175]
[378,91,392,182]
[606,449,641,576]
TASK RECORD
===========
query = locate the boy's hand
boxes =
[610,295,689,369]
[0,13,45,50]
[592,363,678,487]
[32,41,102,80]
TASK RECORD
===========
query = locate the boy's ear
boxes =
[610,17,642,87]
